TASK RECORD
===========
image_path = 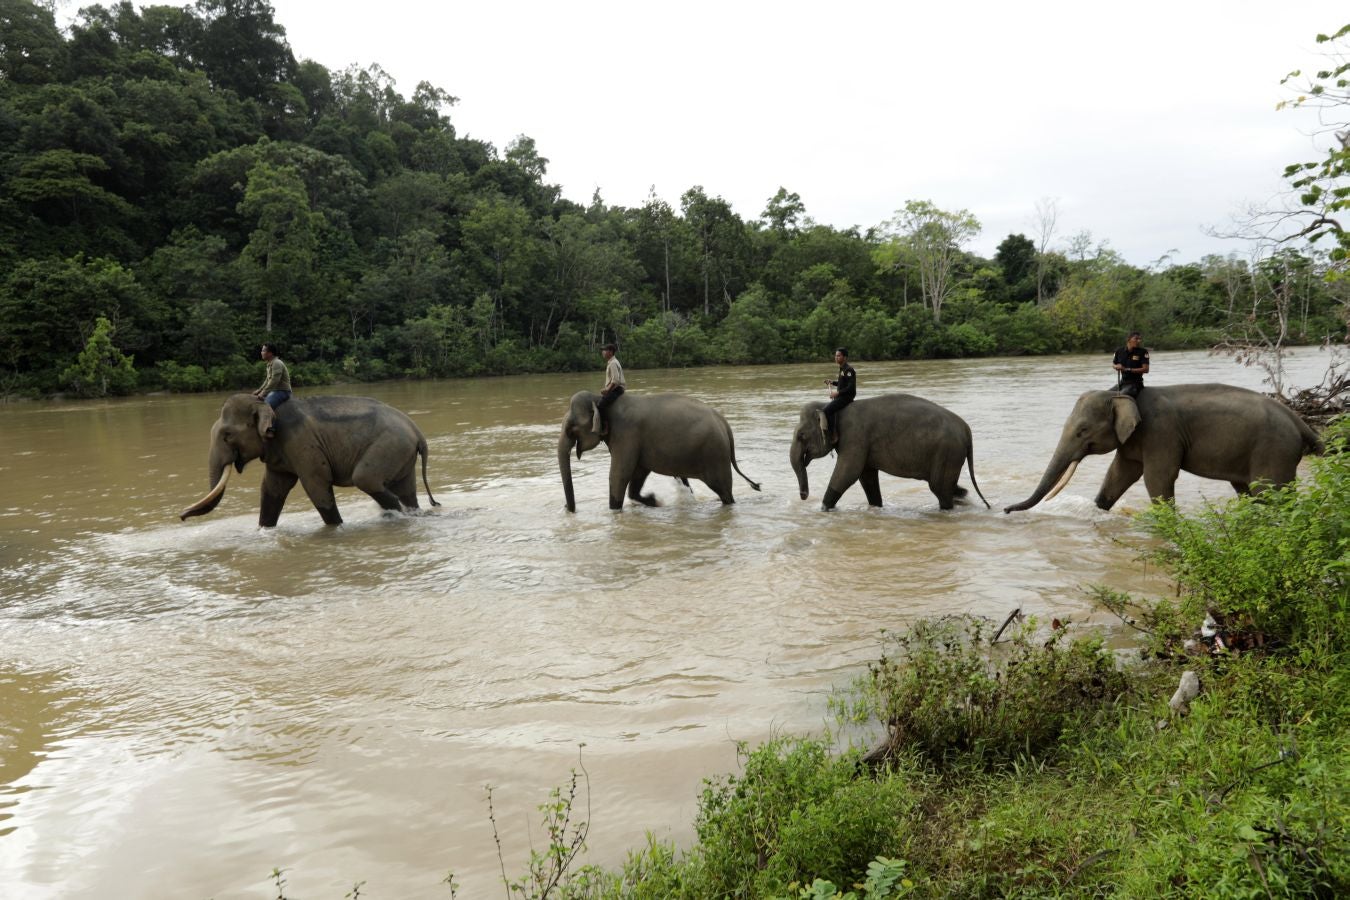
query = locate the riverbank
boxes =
[473,419,1349,898]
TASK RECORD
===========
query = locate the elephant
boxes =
[179,393,440,526]
[1004,384,1324,513]
[791,394,990,511]
[557,391,761,511]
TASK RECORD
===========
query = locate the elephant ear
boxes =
[255,400,276,440]
[1111,395,1141,445]
[590,401,602,434]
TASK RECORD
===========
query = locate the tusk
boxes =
[1043,460,1080,503]
[179,467,231,520]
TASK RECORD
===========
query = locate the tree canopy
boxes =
[0,1,1345,396]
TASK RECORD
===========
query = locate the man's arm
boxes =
[257,360,276,396]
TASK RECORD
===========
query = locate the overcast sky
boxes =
[209,2,1350,264]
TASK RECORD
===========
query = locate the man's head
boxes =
[834,347,848,366]
[1126,332,1141,349]
[260,342,278,360]
[602,343,617,360]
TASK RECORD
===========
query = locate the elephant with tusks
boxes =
[180,393,439,526]
[1004,384,1323,513]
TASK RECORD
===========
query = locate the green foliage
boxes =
[785,856,913,899]
[1141,415,1350,649]
[691,738,919,898]
[0,0,1344,397]
[1279,24,1350,274]
[60,315,137,396]
[844,616,1130,769]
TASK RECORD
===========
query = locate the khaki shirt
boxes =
[259,357,292,393]
[604,357,626,391]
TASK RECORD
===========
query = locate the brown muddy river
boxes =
[0,350,1333,897]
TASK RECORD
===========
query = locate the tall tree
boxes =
[237,160,319,332]
[876,200,981,323]
[0,0,68,84]
[187,0,295,100]
[636,188,677,312]
[995,232,1037,304]
[1032,196,1059,304]
[680,186,745,317]
[762,186,806,234]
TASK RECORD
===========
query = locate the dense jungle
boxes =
[2,0,1348,401]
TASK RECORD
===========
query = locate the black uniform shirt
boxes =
[1113,346,1149,385]
[831,363,857,400]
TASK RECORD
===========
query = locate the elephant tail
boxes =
[726,426,761,492]
[966,446,991,509]
[420,437,441,507]
[1302,419,1326,457]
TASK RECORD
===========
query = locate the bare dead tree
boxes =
[1032,196,1059,305]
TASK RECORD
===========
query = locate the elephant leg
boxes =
[953,484,969,498]
[931,482,957,510]
[859,469,883,507]
[259,469,298,527]
[1142,463,1179,503]
[701,461,736,505]
[392,471,419,509]
[299,476,344,525]
[1094,455,1144,510]
[627,468,659,507]
[608,458,638,510]
[353,459,407,512]
[1230,480,1251,495]
[822,477,856,510]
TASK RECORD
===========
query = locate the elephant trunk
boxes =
[1004,451,1080,513]
[180,461,231,520]
[791,440,810,500]
[558,430,577,513]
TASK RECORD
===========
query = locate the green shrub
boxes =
[60,316,138,396]
[288,359,337,387]
[1141,416,1349,651]
[691,737,919,898]
[154,360,212,392]
[845,616,1130,769]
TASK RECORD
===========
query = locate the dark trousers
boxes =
[822,394,853,436]
[1114,381,1142,399]
[597,385,624,429]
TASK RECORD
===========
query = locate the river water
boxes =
[0,349,1334,898]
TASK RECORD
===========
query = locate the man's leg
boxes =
[263,391,290,439]
[596,386,623,434]
[821,396,849,444]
